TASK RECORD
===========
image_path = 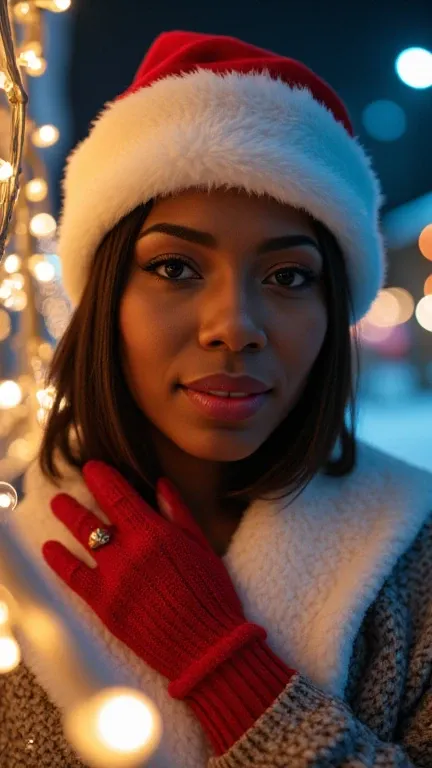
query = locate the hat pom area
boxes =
[58,39,386,323]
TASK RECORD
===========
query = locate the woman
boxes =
[2,29,432,768]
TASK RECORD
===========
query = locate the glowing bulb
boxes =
[0,635,21,673]
[32,125,59,148]
[0,279,14,300]
[0,482,18,511]
[13,2,32,22]
[30,213,57,237]
[28,254,45,273]
[36,407,48,427]
[33,261,55,282]
[4,291,27,311]
[25,177,48,202]
[64,687,162,767]
[26,55,47,77]
[0,380,22,409]
[3,254,21,273]
[415,295,432,332]
[36,386,56,409]
[35,0,71,9]
[0,160,13,181]
[20,40,43,58]
[10,273,24,290]
[18,50,36,66]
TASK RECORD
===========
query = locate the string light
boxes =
[12,2,34,22]
[0,3,163,765]
[0,158,13,180]
[24,53,47,76]
[29,212,57,237]
[31,124,59,147]
[35,0,72,11]
[25,177,48,201]
[33,259,55,281]
[0,380,23,409]
[3,253,22,272]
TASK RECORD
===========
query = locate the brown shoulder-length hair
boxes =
[38,197,361,510]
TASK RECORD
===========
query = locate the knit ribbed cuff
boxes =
[187,637,297,756]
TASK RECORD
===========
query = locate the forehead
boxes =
[138,188,323,268]
[149,187,316,234]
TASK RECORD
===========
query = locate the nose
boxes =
[198,283,268,352]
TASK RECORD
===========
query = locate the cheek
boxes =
[277,301,327,367]
[118,289,181,392]
[304,303,328,353]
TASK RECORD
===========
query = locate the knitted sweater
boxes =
[1,440,432,767]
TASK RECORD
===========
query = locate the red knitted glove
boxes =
[42,461,296,755]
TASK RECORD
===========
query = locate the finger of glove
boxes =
[50,493,115,553]
[156,477,212,552]
[83,461,160,531]
[42,540,97,602]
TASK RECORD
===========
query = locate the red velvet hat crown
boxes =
[122,30,354,137]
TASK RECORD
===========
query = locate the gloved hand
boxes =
[42,461,295,755]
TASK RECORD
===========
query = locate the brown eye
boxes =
[142,255,318,291]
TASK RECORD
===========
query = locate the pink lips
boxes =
[180,387,270,421]
[183,373,271,396]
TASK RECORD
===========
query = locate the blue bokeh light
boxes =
[395,47,432,89]
[362,100,407,142]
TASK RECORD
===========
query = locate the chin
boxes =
[175,432,263,462]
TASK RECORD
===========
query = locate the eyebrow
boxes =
[137,223,322,258]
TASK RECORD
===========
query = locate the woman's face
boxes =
[119,188,328,463]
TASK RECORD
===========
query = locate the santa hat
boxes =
[58,29,387,323]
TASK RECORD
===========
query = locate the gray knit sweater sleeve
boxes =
[209,513,432,768]
[209,674,421,767]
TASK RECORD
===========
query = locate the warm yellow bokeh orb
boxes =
[415,295,432,332]
[0,380,23,408]
[3,254,21,273]
[0,160,13,181]
[33,260,55,282]
[26,177,48,202]
[13,2,32,22]
[0,636,21,673]
[32,125,59,148]
[30,213,57,238]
